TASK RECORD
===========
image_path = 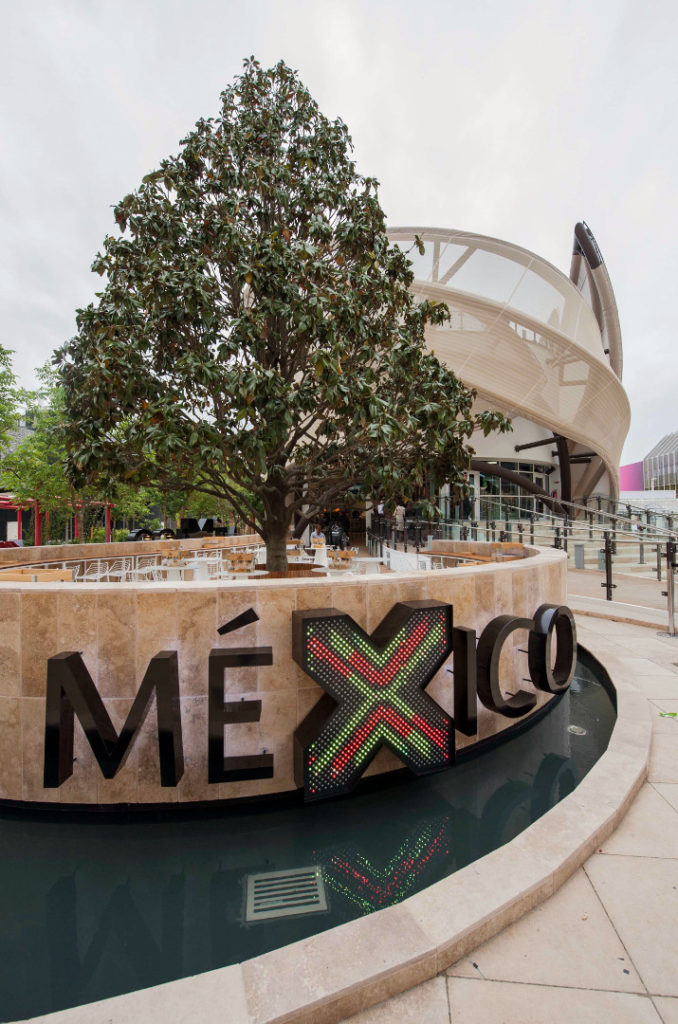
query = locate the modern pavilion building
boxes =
[388,222,630,519]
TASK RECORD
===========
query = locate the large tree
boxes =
[57,59,508,569]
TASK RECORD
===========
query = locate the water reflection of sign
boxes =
[293,602,454,801]
[317,818,450,914]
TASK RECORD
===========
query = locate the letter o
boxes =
[528,604,577,694]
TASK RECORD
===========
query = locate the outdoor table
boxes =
[311,566,353,577]
[352,556,383,574]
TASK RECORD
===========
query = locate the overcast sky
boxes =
[1,0,676,464]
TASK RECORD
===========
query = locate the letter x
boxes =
[293,601,453,801]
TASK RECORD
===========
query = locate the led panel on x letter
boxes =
[293,601,454,801]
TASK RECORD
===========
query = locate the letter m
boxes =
[43,651,184,788]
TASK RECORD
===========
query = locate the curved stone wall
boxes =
[0,544,568,806]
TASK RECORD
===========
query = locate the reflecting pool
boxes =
[0,650,614,1021]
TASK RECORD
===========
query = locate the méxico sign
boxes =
[42,600,576,804]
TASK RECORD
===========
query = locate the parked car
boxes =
[123,528,154,542]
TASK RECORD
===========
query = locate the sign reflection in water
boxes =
[0,661,612,1021]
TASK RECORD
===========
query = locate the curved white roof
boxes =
[387,226,630,497]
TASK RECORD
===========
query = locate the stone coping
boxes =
[19,631,650,1024]
[0,536,545,581]
[0,533,263,570]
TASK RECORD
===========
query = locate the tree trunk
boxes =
[263,512,290,572]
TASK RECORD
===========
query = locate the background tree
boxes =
[2,366,160,541]
[1,365,98,539]
[57,58,509,569]
[0,345,18,453]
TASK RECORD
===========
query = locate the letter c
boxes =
[477,616,537,718]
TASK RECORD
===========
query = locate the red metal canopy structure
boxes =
[0,493,113,545]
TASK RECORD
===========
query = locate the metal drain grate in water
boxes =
[245,866,328,923]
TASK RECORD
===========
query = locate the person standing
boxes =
[395,501,406,542]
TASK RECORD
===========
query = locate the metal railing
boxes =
[0,539,263,582]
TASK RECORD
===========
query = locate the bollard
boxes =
[656,544,662,582]
[529,513,535,546]
[639,540,644,565]
[553,527,561,550]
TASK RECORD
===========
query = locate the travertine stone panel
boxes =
[0,697,21,798]
[96,591,137,698]
[177,696,211,802]
[56,590,98,679]
[511,569,529,619]
[331,582,367,628]
[297,584,332,609]
[256,587,301,691]
[176,591,216,696]
[20,590,57,697]
[0,589,21,698]
[0,545,568,804]
[136,589,179,643]
[474,573,496,633]
[365,578,400,633]
[21,696,59,803]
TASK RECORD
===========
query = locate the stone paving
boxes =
[341,596,678,1023]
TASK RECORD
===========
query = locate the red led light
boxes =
[295,603,454,801]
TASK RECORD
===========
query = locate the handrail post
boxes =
[601,531,616,600]
[657,544,663,582]
[666,541,676,637]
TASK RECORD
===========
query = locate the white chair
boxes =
[81,559,105,582]
[102,558,132,582]
[130,555,162,581]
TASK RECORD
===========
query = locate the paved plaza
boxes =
[341,572,678,1023]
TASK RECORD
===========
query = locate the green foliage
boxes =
[2,366,174,537]
[56,58,510,567]
[0,346,19,452]
[1,364,74,509]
